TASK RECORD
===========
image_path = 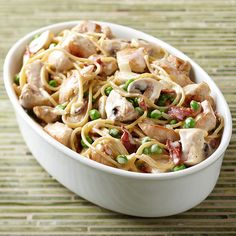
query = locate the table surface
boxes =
[1,0,236,235]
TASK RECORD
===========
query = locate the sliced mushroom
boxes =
[105,90,138,122]
[48,50,73,72]
[184,82,215,108]
[19,84,51,109]
[179,128,207,166]
[89,55,118,75]
[44,122,72,147]
[138,121,179,143]
[127,78,163,102]
[154,55,193,87]
[195,100,217,132]
[101,39,130,56]
[25,60,43,88]
[61,32,97,58]
[33,106,60,123]
[98,95,107,118]
[72,21,113,38]
[117,48,146,73]
[29,30,54,54]
[59,71,80,104]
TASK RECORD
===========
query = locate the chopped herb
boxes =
[173,164,186,172]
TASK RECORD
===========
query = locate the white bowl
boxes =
[3,21,232,217]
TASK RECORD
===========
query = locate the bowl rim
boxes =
[3,20,232,180]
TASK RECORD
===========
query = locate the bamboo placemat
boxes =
[0,0,235,235]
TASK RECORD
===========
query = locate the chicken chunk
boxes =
[72,21,113,38]
[179,128,207,166]
[89,55,118,75]
[90,139,128,167]
[154,55,193,87]
[44,122,72,147]
[117,48,146,73]
[59,71,80,104]
[33,106,60,123]
[195,100,217,132]
[105,90,138,122]
[183,82,215,108]
[48,50,73,72]
[25,60,43,88]
[29,30,54,54]
[138,121,179,143]
[131,39,166,59]
[61,32,97,58]
[19,84,51,109]
[101,39,130,56]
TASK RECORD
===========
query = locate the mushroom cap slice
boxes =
[44,122,72,147]
[105,90,138,122]
[127,78,163,102]
[179,128,207,166]
[138,121,179,144]
[48,50,73,72]
[29,30,54,54]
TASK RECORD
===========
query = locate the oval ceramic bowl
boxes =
[4,21,232,217]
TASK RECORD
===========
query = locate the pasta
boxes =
[14,21,224,173]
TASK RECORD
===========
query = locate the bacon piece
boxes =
[168,106,201,121]
[138,98,147,111]
[166,140,182,165]
[121,128,138,154]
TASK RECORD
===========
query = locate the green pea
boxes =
[150,109,162,119]
[116,155,128,164]
[190,100,200,111]
[105,86,113,96]
[133,97,140,107]
[56,104,66,110]
[173,164,186,172]
[123,79,134,91]
[142,136,151,144]
[143,147,151,155]
[135,107,144,116]
[183,117,195,128]
[109,128,120,138]
[170,119,178,125]
[49,80,57,87]
[81,136,93,148]
[14,74,20,85]
[126,98,135,106]
[150,144,163,154]
[89,109,101,120]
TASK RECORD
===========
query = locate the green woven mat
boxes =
[0,0,235,235]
